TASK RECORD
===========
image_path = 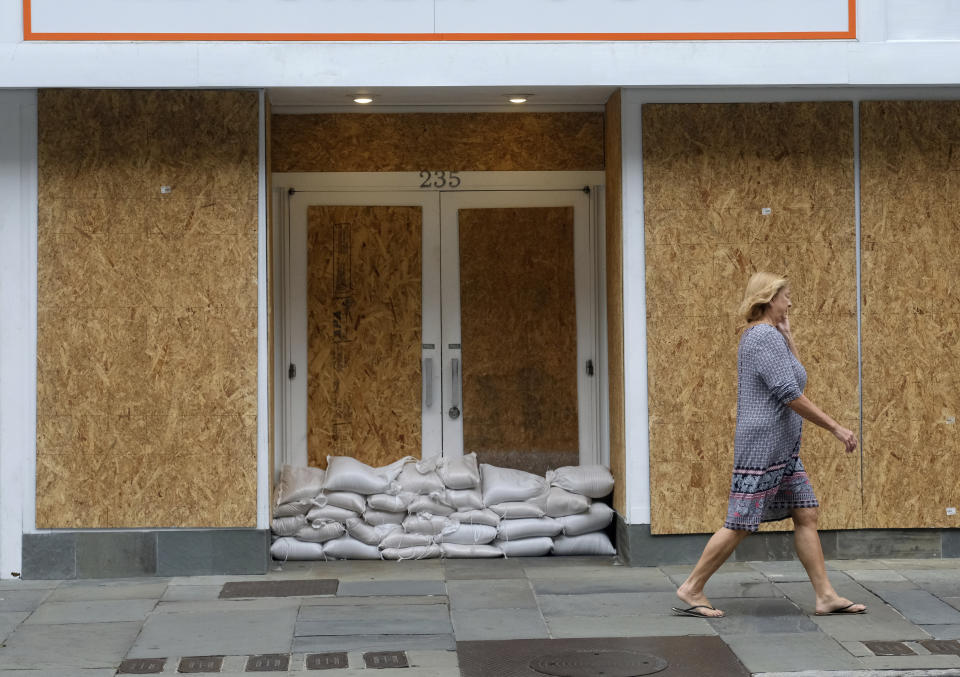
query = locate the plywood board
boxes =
[643,102,859,534]
[36,89,260,529]
[860,101,960,529]
[306,205,422,469]
[605,91,627,516]
[458,207,579,468]
[271,112,604,172]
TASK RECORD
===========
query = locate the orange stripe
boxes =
[22,0,856,41]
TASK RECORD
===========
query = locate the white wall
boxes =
[0,90,37,579]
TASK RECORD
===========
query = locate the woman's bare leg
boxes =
[792,507,866,614]
[676,527,751,617]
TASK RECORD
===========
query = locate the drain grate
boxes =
[117,658,165,674]
[179,655,224,672]
[246,654,291,671]
[220,579,338,598]
[864,641,916,656]
[307,652,350,670]
[530,650,667,677]
[919,640,960,655]
[364,651,410,669]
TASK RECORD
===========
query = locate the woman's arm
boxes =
[787,394,858,453]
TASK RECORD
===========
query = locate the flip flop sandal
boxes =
[671,605,725,618]
[815,602,867,616]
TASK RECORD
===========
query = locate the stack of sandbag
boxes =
[270,456,615,561]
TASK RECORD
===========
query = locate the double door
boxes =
[282,180,601,475]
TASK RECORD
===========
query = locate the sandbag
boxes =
[489,501,546,519]
[381,545,442,560]
[273,499,312,518]
[497,517,562,541]
[439,523,498,545]
[270,537,325,561]
[495,537,554,557]
[544,487,590,518]
[552,532,616,556]
[442,543,503,558]
[363,509,406,526]
[444,488,484,511]
[407,494,456,516]
[306,504,358,524]
[556,502,614,536]
[379,531,436,549]
[367,492,415,513]
[295,522,346,543]
[439,452,481,489]
[324,535,383,560]
[403,514,457,536]
[345,517,400,546]
[325,456,408,494]
[547,465,614,498]
[397,462,446,494]
[271,514,307,536]
[452,509,501,528]
[481,464,547,506]
[274,465,325,505]
[315,491,366,514]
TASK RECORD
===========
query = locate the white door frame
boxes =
[274,171,606,470]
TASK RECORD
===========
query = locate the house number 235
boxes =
[419,170,462,189]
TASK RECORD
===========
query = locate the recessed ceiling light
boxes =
[353,96,374,104]
[508,96,529,104]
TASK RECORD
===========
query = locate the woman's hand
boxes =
[833,426,858,453]
[775,313,792,338]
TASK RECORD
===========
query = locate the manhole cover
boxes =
[530,650,668,677]
[307,652,349,670]
[117,658,166,674]
[364,651,409,669]
[864,641,915,656]
[179,655,224,672]
[246,653,291,671]
[220,579,338,598]
[919,639,960,655]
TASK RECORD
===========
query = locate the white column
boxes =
[0,90,38,578]
[257,90,270,530]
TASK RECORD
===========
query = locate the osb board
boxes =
[605,90,627,517]
[271,113,604,172]
[307,205,422,469]
[36,89,260,529]
[642,102,859,534]
[459,207,579,460]
[860,101,960,529]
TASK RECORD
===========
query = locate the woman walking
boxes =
[673,272,866,619]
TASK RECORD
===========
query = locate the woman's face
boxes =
[767,287,792,324]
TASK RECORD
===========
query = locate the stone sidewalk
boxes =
[1,556,959,676]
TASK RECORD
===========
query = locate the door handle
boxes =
[423,357,433,408]
[449,358,461,420]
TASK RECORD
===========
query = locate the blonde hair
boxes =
[738,272,789,323]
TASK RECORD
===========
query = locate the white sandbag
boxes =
[403,514,457,536]
[547,465,614,498]
[270,537,325,561]
[397,463,446,494]
[345,517,400,546]
[552,532,616,556]
[324,535,383,560]
[364,509,407,526]
[495,537,554,557]
[556,502,614,536]
[452,509,501,528]
[381,545,442,561]
[489,501,546,519]
[367,492,415,513]
[377,456,416,481]
[273,499,312,518]
[379,531,436,549]
[407,494,456,516]
[544,487,590,518]
[324,455,409,495]
[295,522,346,543]
[443,488,484,511]
[497,517,562,541]
[439,452,481,489]
[481,464,548,506]
[275,465,325,504]
[315,491,366,514]
[271,515,307,536]
[439,523,498,545]
[442,543,503,558]
[306,504,358,524]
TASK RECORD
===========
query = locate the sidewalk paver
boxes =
[0,621,141,670]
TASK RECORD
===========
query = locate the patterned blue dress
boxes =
[725,324,819,531]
